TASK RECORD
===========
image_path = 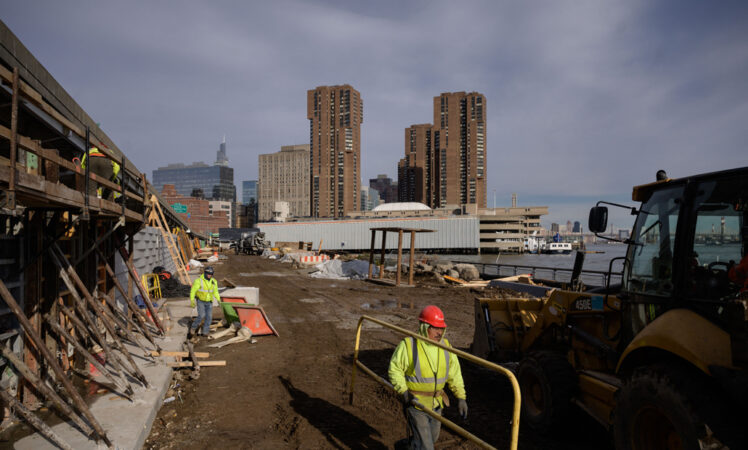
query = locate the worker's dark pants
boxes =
[87,156,113,199]
[191,300,213,335]
[406,406,442,450]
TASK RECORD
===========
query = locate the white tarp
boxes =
[309,259,378,280]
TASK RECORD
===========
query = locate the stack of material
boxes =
[310,259,377,280]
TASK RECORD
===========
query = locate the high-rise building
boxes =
[152,162,235,201]
[369,174,398,203]
[397,92,486,208]
[216,135,228,166]
[360,185,381,211]
[307,85,363,218]
[152,138,236,201]
[435,92,486,207]
[258,145,310,221]
[398,124,432,203]
[242,180,257,204]
[573,221,581,233]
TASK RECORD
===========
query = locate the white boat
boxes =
[523,235,547,254]
[544,242,572,254]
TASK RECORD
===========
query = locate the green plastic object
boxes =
[219,302,240,324]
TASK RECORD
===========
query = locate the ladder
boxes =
[148,195,191,285]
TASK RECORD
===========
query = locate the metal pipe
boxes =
[350,314,521,450]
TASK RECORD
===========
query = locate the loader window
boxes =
[687,179,745,299]
[627,186,682,296]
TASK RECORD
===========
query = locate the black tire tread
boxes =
[518,350,577,433]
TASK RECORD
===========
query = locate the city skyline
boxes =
[4,1,747,228]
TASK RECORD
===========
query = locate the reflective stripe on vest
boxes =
[195,276,216,300]
[405,337,450,386]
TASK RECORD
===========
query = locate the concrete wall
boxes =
[114,226,177,308]
[259,216,478,251]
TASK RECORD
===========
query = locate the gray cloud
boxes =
[3,0,747,226]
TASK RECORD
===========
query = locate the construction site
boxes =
[3,14,748,450]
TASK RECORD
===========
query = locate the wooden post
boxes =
[396,230,403,286]
[95,247,159,349]
[379,231,387,279]
[0,279,111,446]
[117,243,165,333]
[0,346,94,436]
[7,67,18,209]
[409,230,416,286]
[0,389,74,450]
[22,211,42,408]
[43,314,132,398]
[51,244,149,386]
[368,230,376,280]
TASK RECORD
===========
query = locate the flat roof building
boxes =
[308,85,363,218]
[258,145,310,221]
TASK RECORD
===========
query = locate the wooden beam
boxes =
[0,389,74,450]
[0,279,111,445]
[168,361,225,368]
[150,350,210,358]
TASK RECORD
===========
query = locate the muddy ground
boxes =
[145,255,611,449]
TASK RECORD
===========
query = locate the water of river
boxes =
[448,243,628,271]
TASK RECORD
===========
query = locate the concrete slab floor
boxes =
[15,299,193,450]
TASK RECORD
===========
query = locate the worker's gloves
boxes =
[190,306,197,317]
[212,298,219,307]
[458,399,468,419]
[401,391,414,406]
[190,299,196,309]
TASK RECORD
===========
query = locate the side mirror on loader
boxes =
[588,206,608,233]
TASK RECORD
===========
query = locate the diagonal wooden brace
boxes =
[0,279,111,446]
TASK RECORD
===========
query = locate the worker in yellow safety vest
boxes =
[388,305,467,449]
[188,266,220,338]
[80,147,121,200]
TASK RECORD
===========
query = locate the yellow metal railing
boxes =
[350,315,521,450]
[141,273,162,300]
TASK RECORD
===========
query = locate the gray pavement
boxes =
[15,299,194,450]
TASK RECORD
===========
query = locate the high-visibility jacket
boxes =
[190,275,219,305]
[388,331,466,410]
[80,148,121,178]
[80,148,122,198]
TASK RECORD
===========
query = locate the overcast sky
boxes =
[3,1,748,227]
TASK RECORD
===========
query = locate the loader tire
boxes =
[613,365,705,450]
[517,351,576,433]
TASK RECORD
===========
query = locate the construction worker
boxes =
[388,305,467,450]
[80,147,120,200]
[189,266,220,338]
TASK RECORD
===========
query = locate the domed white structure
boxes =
[372,202,432,212]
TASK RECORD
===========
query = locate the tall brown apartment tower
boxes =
[398,124,433,203]
[433,92,486,208]
[307,85,363,218]
[398,92,486,208]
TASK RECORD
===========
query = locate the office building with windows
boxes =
[258,145,310,221]
[307,84,363,218]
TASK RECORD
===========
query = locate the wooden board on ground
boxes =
[168,361,225,368]
[443,275,467,285]
[151,351,209,358]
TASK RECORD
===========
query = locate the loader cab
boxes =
[590,168,748,339]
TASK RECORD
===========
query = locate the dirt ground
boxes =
[144,255,611,449]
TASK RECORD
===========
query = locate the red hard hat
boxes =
[419,305,446,328]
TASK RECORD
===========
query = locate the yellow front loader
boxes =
[473,168,748,450]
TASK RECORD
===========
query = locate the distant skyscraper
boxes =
[398,92,486,208]
[307,85,363,218]
[370,174,398,203]
[573,221,581,233]
[216,135,228,166]
[153,162,235,201]
[258,145,310,221]
[242,180,257,205]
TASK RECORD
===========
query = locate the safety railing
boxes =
[350,315,520,450]
[141,273,162,300]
